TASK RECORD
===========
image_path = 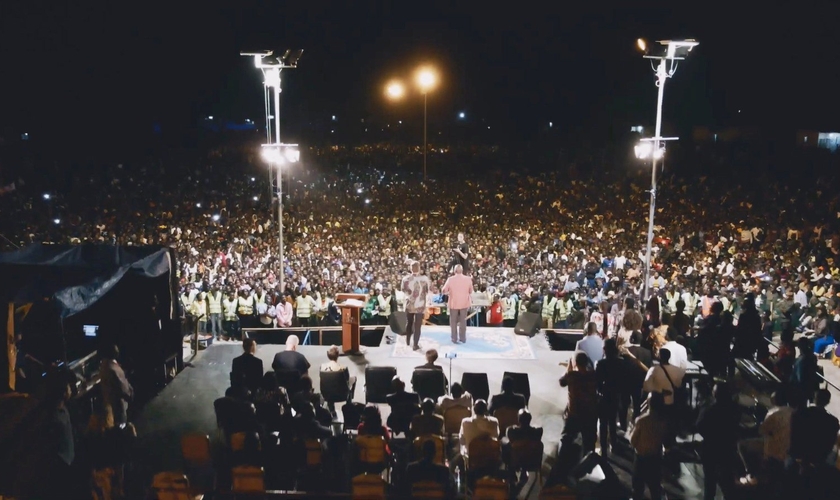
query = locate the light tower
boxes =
[241,49,303,293]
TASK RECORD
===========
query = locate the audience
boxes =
[488,375,526,415]
[410,398,445,437]
[231,338,264,393]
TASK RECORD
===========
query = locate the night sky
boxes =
[2,2,839,145]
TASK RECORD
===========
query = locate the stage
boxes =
[131,326,709,498]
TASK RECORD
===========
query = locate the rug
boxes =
[390,326,535,360]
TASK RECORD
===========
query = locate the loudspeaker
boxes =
[514,312,541,337]
[389,311,408,335]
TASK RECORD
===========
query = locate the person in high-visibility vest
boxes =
[208,286,223,339]
[191,292,208,334]
[222,291,240,340]
[238,290,256,330]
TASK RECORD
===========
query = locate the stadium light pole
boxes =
[415,67,438,182]
[636,38,697,301]
[241,49,303,293]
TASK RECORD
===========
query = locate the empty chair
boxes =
[151,472,203,500]
[461,372,490,402]
[365,366,397,403]
[501,371,531,405]
[351,473,387,500]
[412,369,447,401]
[231,465,265,493]
[493,406,520,435]
[343,401,365,434]
[472,477,508,500]
[180,433,214,490]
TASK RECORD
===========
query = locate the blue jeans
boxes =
[814,335,835,354]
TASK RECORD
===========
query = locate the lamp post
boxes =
[636,38,697,301]
[241,49,303,293]
[385,65,438,182]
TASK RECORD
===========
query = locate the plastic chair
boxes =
[467,435,501,473]
[472,476,508,500]
[356,434,388,467]
[303,438,323,467]
[229,432,247,452]
[351,472,387,500]
[180,433,214,490]
[231,465,265,493]
[539,483,577,499]
[493,406,520,435]
[443,405,472,436]
[412,435,446,465]
[411,480,446,499]
[461,372,490,402]
[509,440,545,496]
[151,472,203,500]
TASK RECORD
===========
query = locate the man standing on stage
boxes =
[452,232,470,274]
[443,264,473,344]
[402,261,431,350]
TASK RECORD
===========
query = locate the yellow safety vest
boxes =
[223,299,238,321]
[238,296,254,316]
[208,292,222,314]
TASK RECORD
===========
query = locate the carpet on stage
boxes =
[390,326,535,360]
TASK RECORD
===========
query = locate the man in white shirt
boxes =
[459,399,499,458]
[642,349,685,406]
[661,338,688,371]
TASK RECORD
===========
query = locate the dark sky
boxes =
[2,1,839,144]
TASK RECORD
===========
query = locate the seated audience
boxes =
[411,398,445,437]
[459,399,500,457]
[411,349,448,390]
[405,439,450,494]
[272,335,310,375]
[438,383,473,414]
[489,375,527,415]
[231,338,264,394]
[386,377,421,434]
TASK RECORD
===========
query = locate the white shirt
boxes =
[661,341,688,371]
[643,364,685,405]
[459,415,500,456]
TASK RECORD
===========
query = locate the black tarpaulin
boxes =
[0,244,172,318]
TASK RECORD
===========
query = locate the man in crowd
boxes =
[442,264,473,344]
[231,338,264,393]
[272,335,310,375]
[402,260,431,350]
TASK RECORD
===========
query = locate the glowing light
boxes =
[212,214,220,221]
[415,67,438,93]
[253,196,258,201]
[637,38,646,52]
[634,142,665,160]
[357,188,363,194]
[332,115,336,121]
[42,193,51,200]
[459,112,465,119]
[365,199,370,204]
[196,203,202,208]
[386,80,405,100]
[264,68,281,88]
[549,122,553,128]
[250,177,255,182]
[53,218,60,224]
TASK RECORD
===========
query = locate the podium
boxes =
[335,293,367,355]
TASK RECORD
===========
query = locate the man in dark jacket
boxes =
[732,294,762,360]
[411,349,448,389]
[231,338,264,393]
[696,382,741,500]
[386,377,421,434]
[405,439,450,494]
[489,376,527,414]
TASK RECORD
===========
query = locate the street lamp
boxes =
[386,80,405,100]
[636,38,698,300]
[415,66,438,182]
[241,49,303,293]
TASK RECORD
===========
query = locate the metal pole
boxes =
[643,59,667,301]
[274,82,285,294]
[423,92,427,182]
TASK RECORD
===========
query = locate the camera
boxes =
[445,352,458,359]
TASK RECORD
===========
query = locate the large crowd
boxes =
[5,141,840,499]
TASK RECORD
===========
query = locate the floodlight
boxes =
[637,38,647,52]
[264,68,281,88]
[416,67,438,93]
[657,39,699,59]
[386,80,405,99]
[634,142,653,159]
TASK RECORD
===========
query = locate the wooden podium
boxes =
[335,293,367,355]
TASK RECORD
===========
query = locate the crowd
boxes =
[4,142,840,498]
